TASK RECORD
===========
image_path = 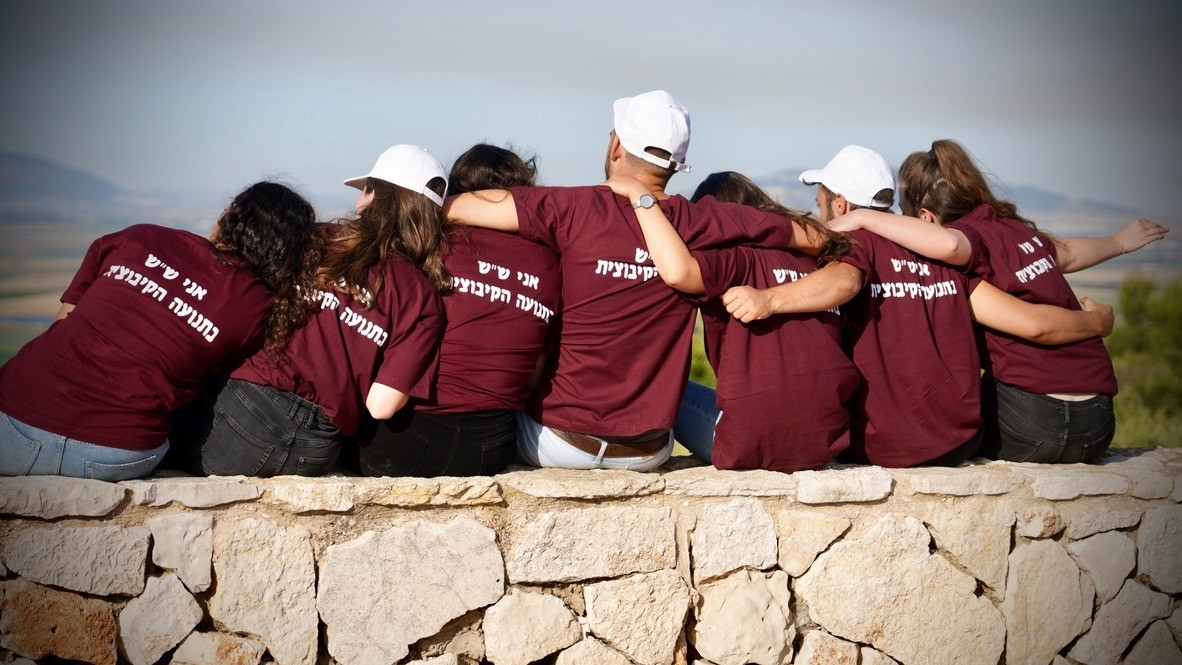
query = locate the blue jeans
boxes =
[170,379,342,477]
[516,411,673,471]
[672,380,721,464]
[981,376,1115,463]
[0,412,167,481]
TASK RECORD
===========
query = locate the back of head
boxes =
[213,181,321,355]
[899,139,1039,232]
[692,171,851,265]
[613,90,692,180]
[800,145,896,211]
[448,144,537,195]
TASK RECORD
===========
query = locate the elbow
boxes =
[660,266,698,293]
[365,394,408,421]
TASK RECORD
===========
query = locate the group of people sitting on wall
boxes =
[0,90,1169,481]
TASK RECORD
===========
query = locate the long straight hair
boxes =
[691,171,852,266]
[317,177,451,304]
[898,139,1045,236]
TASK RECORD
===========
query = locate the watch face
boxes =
[639,194,656,208]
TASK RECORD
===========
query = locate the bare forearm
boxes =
[1053,236,1123,273]
[722,262,862,323]
[635,209,704,294]
[443,191,520,232]
[969,281,1113,343]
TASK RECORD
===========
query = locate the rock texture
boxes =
[123,476,261,507]
[692,569,795,665]
[1066,531,1136,603]
[209,519,317,665]
[506,506,676,583]
[482,590,580,665]
[556,637,634,665]
[0,525,148,595]
[1014,505,1064,539]
[117,573,202,665]
[923,498,1014,591]
[352,476,502,506]
[498,467,664,498]
[0,578,117,665]
[795,467,892,504]
[795,514,1004,665]
[1015,468,1127,500]
[1138,504,1182,593]
[0,476,126,518]
[776,510,850,577]
[661,467,796,496]
[796,631,858,665]
[691,499,776,581]
[584,570,690,665]
[317,518,504,664]
[1063,507,1142,539]
[146,512,213,593]
[172,631,267,665]
[1068,580,1172,664]
[894,467,1019,496]
[262,478,354,512]
[1000,540,1094,665]
[1123,620,1182,665]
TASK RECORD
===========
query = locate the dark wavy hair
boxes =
[691,171,852,266]
[448,143,537,195]
[211,181,320,358]
[317,177,451,300]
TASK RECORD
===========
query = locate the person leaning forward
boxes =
[444,90,827,471]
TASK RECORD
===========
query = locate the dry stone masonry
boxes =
[0,448,1180,664]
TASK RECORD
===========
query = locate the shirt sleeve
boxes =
[693,248,752,299]
[61,234,111,304]
[948,218,989,276]
[678,197,794,252]
[511,186,570,252]
[837,230,874,286]
[374,284,445,400]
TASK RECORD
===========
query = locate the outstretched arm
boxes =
[1053,219,1169,273]
[602,176,705,294]
[443,190,520,232]
[968,281,1113,344]
[830,209,972,266]
[721,262,863,323]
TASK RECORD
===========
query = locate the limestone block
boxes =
[483,590,580,665]
[0,476,126,518]
[172,631,266,665]
[1175,475,1182,502]
[414,611,485,663]
[1123,620,1182,665]
[1064,507,1142,540]
[1169,608,1182,647]
[318,517,504,664]
[924,498,1014,591]
[795,514,1004,665]
[1067,531,1136,603]
[0,578,117,665]
[147,512,213,593]
[556,637,633,665]
[1015,505,1064,539]
[1013,467,1127,500]
[1138,504,1182,593]
[692,569,794,665]
[352,476,502,507]
[498,467,664,498]
[209,518,317,665]
[892,467,1019,496]
[118,573,202,665]
[1068,580,1172,665]
[261,477,354,512]
[1124,468,1175,500]
[776,510,850,577]
[123,476,262,508]
[691,499,776,581]
[584,570,690,665]
[0,525,148,596]
[858,647,899,665]
[661,467,795,496]
[506,506,676,583]
[406,656,461,665]
[795,467,892,504]
[1000,540,1094,665]
[796,631,858,665]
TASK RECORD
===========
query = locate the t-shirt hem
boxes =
[0,400,162,451]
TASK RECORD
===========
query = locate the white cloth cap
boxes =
[799,145,895,208]
[613,90,692,173]
[344,144,448,207]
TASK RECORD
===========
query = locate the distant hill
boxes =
[0,153,123,204]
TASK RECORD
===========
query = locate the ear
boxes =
[918,208,941,225]
[833,193,851,216]
[608,132,626,163]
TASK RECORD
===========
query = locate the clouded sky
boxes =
[2,1,1179,216]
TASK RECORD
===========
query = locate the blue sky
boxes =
[2,1,1179,216]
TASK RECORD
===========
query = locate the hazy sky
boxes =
[2,1,1180,215]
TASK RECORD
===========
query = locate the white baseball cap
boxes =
[344,144,448,207]
[613,90,692,173]
[800,145,895,209]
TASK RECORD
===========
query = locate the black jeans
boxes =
[980,376,1115,464]
[170,378,342,477]
[359,408,516,478]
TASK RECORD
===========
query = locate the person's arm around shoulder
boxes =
[55,303,76,320]
[831,209,972,266]
[721,262,863,323]
[365,383,410,420]
[443,190,520,233]
[1053,218,1169,273]
[603,175,705,295]
[968,281,1113,344]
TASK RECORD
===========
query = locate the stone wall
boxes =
[0,448,1180,665]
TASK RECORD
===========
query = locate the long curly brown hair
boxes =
[691,171,853,266]
[317,177,451,303]
[211,181,322,358]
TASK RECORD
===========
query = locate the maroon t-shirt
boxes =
[232,233,443,435]
[0,224,272,450]
[511,186,794,437]
[948,204,1117,395]
[414,227,560,414]
[838,230,982,467]
[694,247,858,472]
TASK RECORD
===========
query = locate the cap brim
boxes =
[799,169,825,186]
[343,176,367,190]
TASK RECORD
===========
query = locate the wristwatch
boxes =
[632,194,657,210]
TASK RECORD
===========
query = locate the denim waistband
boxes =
[231,379,326,428]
